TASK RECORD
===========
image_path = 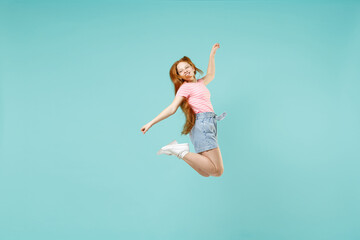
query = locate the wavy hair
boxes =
[169,56,204,135]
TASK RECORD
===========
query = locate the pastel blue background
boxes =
[1,0,359,239]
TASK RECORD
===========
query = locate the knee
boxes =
[212,166,224,177]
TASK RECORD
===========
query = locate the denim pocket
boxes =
[202,117,216,134]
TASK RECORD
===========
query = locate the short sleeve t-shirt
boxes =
[175,78,214,113]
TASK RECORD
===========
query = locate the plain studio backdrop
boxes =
[0,0,359,239]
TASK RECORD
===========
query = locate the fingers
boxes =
[211,43,220,52]
[141,128,147,134]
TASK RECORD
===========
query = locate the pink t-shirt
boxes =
[175,78,214,113]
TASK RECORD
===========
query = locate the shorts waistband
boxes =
[195,111,227,121]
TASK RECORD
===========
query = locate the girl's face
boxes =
[177,62,195,81]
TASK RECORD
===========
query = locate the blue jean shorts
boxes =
[189,111,227,153]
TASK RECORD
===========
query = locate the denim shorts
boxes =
[189,111,227,153]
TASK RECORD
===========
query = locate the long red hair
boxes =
[169,56,204,135]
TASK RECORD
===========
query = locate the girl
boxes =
[140,43,227,177]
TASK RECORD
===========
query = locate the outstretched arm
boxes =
[140,96,184,134]
[203,43,220,85]
[150,105,174,126]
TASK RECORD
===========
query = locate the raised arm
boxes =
[140,96,185,134]
[203,43,220,85]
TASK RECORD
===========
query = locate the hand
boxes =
[141,122,153,134]
[210,43,220,56]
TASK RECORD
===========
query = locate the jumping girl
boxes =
[140,43,227,177]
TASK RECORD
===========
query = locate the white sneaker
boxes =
[157,141,189,159]
[156,140,178,155]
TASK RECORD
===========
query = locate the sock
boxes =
[178,150,189,159]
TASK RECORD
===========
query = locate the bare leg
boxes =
[181,152,217,177]
[186,159,210,177]
[190,166,210,177]
[199,147,224,177]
